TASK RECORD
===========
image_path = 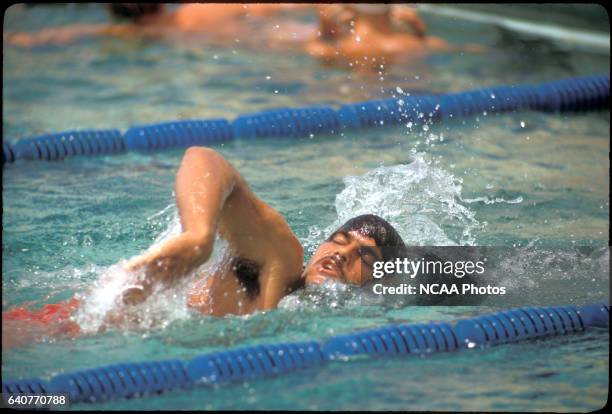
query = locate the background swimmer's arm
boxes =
[5,23,133,47]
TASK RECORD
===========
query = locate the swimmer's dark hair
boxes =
[328,214,406,261]
[108,3,163,22]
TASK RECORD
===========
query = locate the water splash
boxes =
[73,206,231,333]
[462,195,524,205]
[278,279,358,311]
[488,246,610,306]
[303,153,481,257]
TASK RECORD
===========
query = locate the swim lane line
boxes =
[2,301,608,405]
[2,74,609,164]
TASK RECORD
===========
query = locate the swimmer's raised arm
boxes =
[123,147,304,308]
[122,147,238,302]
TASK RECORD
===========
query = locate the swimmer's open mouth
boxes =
[317,256,344,280]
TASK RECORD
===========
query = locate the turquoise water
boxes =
[2,4,610,411]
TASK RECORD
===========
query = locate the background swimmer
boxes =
[306,4,477,70]
[5,3,314,47]
[6,3,478,71]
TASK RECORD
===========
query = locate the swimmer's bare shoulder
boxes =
[123,147,304,313]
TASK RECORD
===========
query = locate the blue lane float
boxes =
[2,302,608,405]
[337,95,441,129]
[2,74,609,164]
[10,129,125,161]
[233,106,340,139]
[124,119,233,152]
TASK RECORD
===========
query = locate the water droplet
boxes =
[396,86,404,94]
[265,75,271,80]
[520,121,525,128]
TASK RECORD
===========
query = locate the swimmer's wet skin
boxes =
[124,147,407,316]
[2,147,408,337]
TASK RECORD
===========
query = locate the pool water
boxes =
[2,4,609,411]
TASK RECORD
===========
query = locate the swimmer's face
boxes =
[304,230,383,286]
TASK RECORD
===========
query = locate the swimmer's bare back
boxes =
[123,147,304,315]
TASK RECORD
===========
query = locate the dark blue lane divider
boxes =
[124,119,232,152]
[233,107,339,139]
[2,302,608,405]
[9,130,124,162]
[2,74,608,164]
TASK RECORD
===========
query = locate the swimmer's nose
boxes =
[333,252,347,265]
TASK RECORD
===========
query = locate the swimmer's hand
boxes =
[122,231,213,305]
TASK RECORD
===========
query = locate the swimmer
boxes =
[5,3,315,48]
[306,4,453,69]
[122,147,406,316]
[2,147,406,345]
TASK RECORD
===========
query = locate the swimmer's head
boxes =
[107,3,165,23]
[303,214,405,286]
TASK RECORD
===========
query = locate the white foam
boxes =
[73,206,231,333]
[303,153,481,256]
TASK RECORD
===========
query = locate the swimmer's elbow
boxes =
[184,145,220,159]
[184,146,234,173]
